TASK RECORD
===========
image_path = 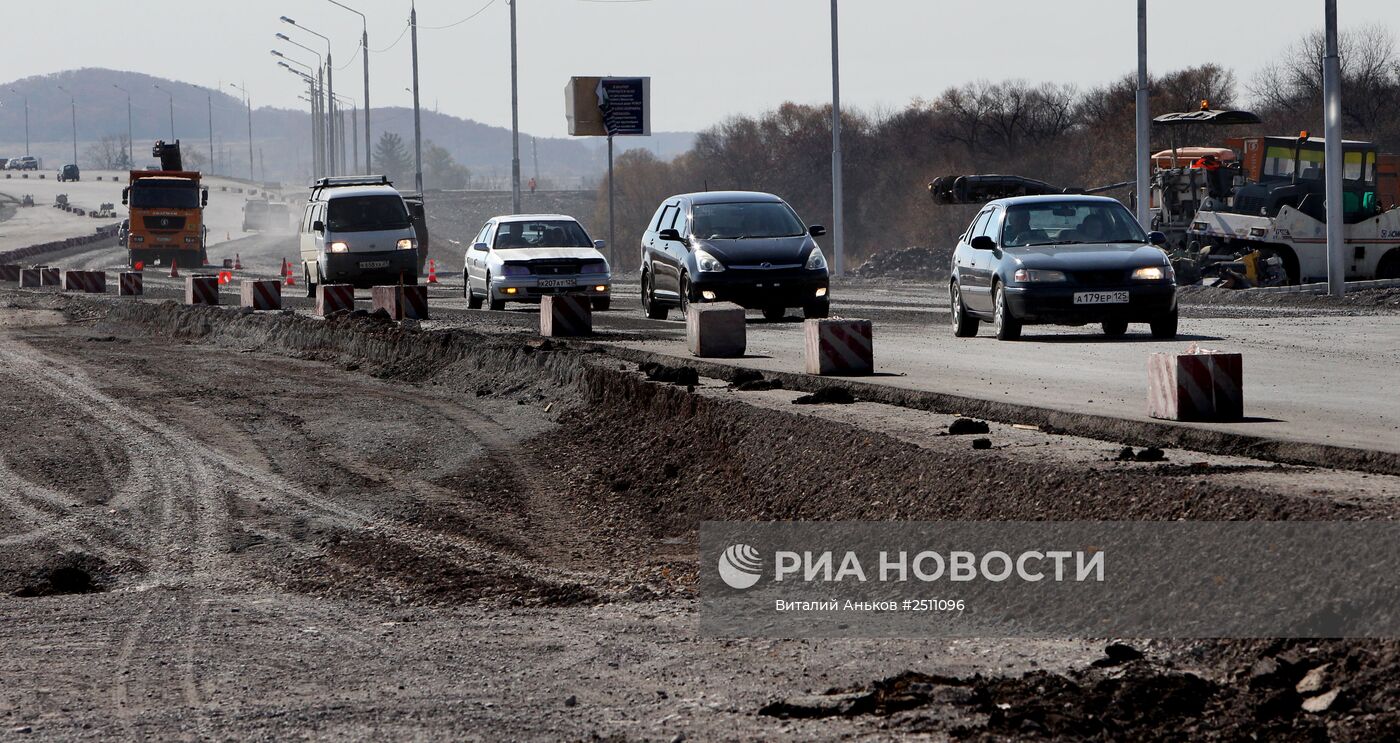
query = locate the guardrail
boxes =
[0,223,122,264]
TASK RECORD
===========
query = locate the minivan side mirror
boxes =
[970,235,997,251]
[657,228,682,242]
[313,220,325,233]
[121,187,129,206]
[201,188,209,207]
[471,241,489,252]
[808,225,827,237]
[1147,231,1168,246]
[593,239,606,250]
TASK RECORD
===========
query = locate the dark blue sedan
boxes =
[948,195,1178,340]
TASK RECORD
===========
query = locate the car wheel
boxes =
[679,274,692,316]
[591,297,611,312]
[643,270,667,320]
[1101,319,1129,338]
[466,275,484,309]
[486,273,506,311]
[993,283,1022,341]
[950,281,979,337]
[762,306,786,321]
[305,263,316,298]
[803,300,829,319]
[1150,308,1179,339]
[462,271,470,299]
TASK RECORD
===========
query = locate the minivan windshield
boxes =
[1001,202,1147,247]
[129,181,200,209]
[494,220,594,249]
[692,202,805,240]
[327,195,412,232]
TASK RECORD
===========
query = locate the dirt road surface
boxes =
[2,285,1398,740]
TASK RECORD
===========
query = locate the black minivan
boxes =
[639,191,830,320]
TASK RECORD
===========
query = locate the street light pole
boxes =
[509,0,521,213]
[229,82,255,181]
[1323,0,1345,297]
[829,0,844,277]
[410,3,424,194]
[281,17,335,176]
[113,84,133,167]
[327,1,370,173]
[154,84,175,140]
[207,93,215,173]
[57,85,77,167]
[1135,0,1151,228]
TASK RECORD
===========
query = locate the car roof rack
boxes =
[309,175,393,199]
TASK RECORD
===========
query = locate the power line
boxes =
[369,22,411,53]
[420,0,497,30]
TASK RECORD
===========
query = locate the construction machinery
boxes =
[122,140,209,268]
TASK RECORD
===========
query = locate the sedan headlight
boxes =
[501,263,531,277]
[328,241,349,253]
[695,249,725,273]
[805,247,828,271]
[1132,265,1171,281]
[397,238,416,250]
[580,260,608,274]
[1013,268,1067,282]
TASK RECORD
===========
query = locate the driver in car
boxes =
[1003,209,1033,246]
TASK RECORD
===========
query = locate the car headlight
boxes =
[501,263,531,277]
[1132,265,1170,281]
[580,260,608,274]
[1012,268,1067,282]
[397,238,416,250]
[805,247,828,271]
[695,249,725,273]
[328,241,349,253]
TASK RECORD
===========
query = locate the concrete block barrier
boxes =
[240,280,282,311]
[185,275,219,306]
[40,267,60,286]
[119,272,143,296]
[316,284,354,317]
[372,284,428,320]
[540,294,591,337]
[1148,350,1244,422]
[19,268,43,287]
[804,318,874,376]
[686,302,746,358]
[0,265,18,281]
[63,270,88,292]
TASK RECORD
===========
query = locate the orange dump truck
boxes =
[122,140,209,269]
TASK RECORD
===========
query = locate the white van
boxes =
[298,176,419,294]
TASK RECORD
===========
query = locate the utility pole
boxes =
[410,2,424,194]
[532,136,539,182]
[207,94,215,174]
[829,0,844,276]
[1135,0,1151,228]
[509,0,521,213]
[1323,0,1345,297]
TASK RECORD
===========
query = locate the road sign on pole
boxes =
[567,76,651,269]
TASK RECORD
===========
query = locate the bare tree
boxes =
[1250,25,1400,136]
[84,134,131,170]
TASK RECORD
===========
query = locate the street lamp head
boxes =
[275,32,290,41]
[271,50,284,58]
[280,16,296,25]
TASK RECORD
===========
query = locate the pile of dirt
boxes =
[761,639,1400,740]
[853,245,950,280]
[1178,284,1400,312]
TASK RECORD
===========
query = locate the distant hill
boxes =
[0,68,694,187]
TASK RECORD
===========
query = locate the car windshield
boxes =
[326,195,412,232]
[129,182,200,209]
[691,202,806,239]
[1001,202,1147,247]
[493,220,593,249]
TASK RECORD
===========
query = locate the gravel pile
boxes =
[853,245,949,280]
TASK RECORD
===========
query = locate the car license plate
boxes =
[538,278,576,288]
[359,260,389,269]
[1073,291,1129,305]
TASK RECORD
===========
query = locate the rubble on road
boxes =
[852,245,949,280]
[792,387,855,405]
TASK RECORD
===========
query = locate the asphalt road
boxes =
[36,231,1400,458]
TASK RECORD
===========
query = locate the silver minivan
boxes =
[298,176,419,294]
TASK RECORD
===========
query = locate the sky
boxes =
[2,0,1398,139]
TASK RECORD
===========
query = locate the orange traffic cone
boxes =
[169,259,180,278]
[234,253,243,270]
[283,258,296,287]
[427,259,439,284]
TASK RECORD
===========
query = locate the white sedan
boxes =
[463,214,612,311]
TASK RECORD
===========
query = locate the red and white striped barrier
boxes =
[19,268,42,288]
[0,265,18,281]
[119,272,143,296]
[316,284,355,317]
[239,279,282,311]
[371,284,429,320]
[804,318,874,376]
[540,294,592,337]
[686,302,746,358]
[185,275,220,306]
[1148,349,1244,422]
[63,270,95,292]
[85,271,106,293]
[40,267,61,286]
